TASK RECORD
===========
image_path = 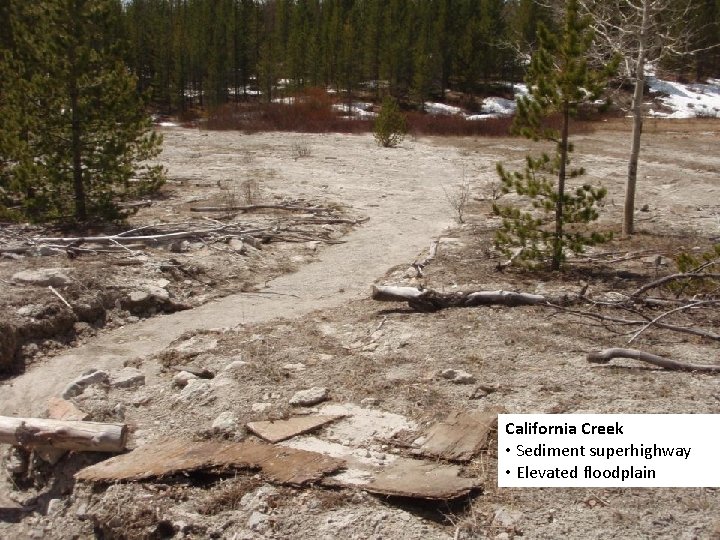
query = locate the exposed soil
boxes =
[1,120,719,539]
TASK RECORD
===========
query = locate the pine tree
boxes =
[373,95,407,148]
[493,0,616,270]
[0,0,164,222]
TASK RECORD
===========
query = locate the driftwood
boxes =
[31,226,233,245]
[189,204,327,214]
[0,416,127,452]
[372,285,548,311]
[587,348,720,373]
[409,240,440,277]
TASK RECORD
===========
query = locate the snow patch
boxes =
[647,72,720,119]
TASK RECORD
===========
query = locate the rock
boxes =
[47,396,89,421]
[241,486,278,512]
[305,241,321,252]
[170,240,191,253]
[45,499,63,516]
[453,372,476,384]
[289,387,329,406]
[492,507,523,530]
[75,503,89,521]
[177,379,212,403]
[223,360,248,372]
[246,511,269,533]
[470,384,497,399]
[174,364,215,379]
[439,368,475,385]
[173,336,218,355]
[173,370,199,388]
[22,342,39,357]
[12,268,72,287]
[241,236,262,250]
[155,278,171,288]
[211,411,237,433]
[251,402,272,413]
[5,447,28,475]
[61,369,110,399]
[228,238,246,254]
[73,321,92,335]
[16,304,43,317]
[440,369,458,380]
[112,367,145,389]
[282,363,306,372]
[360,397,379,407]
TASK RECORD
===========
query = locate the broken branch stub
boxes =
[371,285,549,312]
[0,416,127,452]
[587,348,720,373]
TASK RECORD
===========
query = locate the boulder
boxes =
[12,268,72,287]
[289,387,329,406]
[61,369,110,399]
[111,367,146,389]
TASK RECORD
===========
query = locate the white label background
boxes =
[498,414,720,487]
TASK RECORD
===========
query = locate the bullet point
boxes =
[506,448,510,452]
[506,470,511,474]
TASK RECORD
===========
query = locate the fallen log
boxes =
[587,348,720,373]
[371,285,548,311]
[189,204,327,214]
[0,416,127,452]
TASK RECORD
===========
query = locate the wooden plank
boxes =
[246,415,344,443]
[363,458,481,500]
[415,410,497,462]
[75,438,344,486]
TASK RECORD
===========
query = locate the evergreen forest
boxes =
[119,0,720,113]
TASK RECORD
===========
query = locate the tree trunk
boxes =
[553,101,571,271]
[0,416,127,452]
[623,0,648,237]
[69,47,86,221]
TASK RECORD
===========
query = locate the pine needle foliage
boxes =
[373,96,407,148]
[0,0,164,223]
[493,0,617,270]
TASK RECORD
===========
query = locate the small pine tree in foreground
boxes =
[373,96,407,148]
[0,0,164,223]
[493,0,617,270]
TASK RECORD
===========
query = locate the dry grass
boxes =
[194,477,263,515]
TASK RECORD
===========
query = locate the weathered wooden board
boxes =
[363,458,481,500]
[414,410,497,462]
[247,415,344,443]
[75,438,344,486]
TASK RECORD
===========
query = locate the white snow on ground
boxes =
[333,102,377,118]
[647,72,720,118]
[424,102,464,115]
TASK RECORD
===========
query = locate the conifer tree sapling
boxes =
[493,0,617,270]
[373,95,407,148]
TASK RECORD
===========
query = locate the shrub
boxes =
[373,96,407,147]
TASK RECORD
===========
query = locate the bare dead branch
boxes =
[588,348,720,373]
[189,204,329,214]
[627,300,719,344]
[630,273,720,298]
